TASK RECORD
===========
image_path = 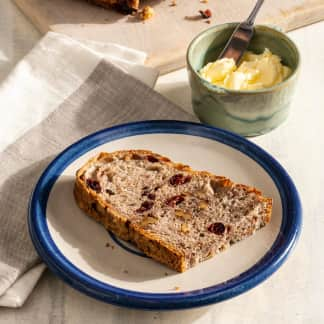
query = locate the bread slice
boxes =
[74,150,272,272]
[89,0,140,13]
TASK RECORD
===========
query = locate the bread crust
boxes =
[74,150,272,272]
[89,0,140,13]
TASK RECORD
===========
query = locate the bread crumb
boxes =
[164,272,169,276]
[170,0,177,6]
[206,19,211,24]
[123,269,129,274]
[106,242,115,249]
[139,6,155,20]
[174,286,180,291]
[201,0,209,3]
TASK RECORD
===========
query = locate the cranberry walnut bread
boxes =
[89,0,140,13]
[74,150,272,272]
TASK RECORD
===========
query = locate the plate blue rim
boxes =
[28,120,302,310]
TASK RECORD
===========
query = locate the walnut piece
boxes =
[199,200,209,210]
[140,216,158,227]
[175,210,192,220]
[180,223,190,233]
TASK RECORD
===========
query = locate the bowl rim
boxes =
[186,23,300,94]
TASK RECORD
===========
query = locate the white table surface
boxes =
[1,1,324,323]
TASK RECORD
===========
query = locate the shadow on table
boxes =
[0,1,40,83]
[0,155,55,271]
[47,176,173,282]
[156,81,194,116]
[0,270,212,323]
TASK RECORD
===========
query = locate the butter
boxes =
[199,49,291,90]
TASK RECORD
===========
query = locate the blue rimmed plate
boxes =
[28,121,302,310]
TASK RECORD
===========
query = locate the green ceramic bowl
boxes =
[186,23,300,137]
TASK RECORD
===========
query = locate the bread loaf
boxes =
[89,0,140,13]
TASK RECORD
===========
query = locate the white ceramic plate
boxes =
[29,121,301,310]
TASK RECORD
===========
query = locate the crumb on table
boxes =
[105,242,115,249]
[174,286,180,291]
[199,9,212,19]
[184,15,202,21]
[139,6,155,20]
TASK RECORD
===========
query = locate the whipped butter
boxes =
[199,49,291,90]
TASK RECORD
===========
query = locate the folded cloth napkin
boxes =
[0,32,195,307]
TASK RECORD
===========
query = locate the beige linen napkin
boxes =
[0,32,195,307]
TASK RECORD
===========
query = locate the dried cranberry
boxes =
[165,195,185,207]
[199,9,212,19]
[169,174,191,186]
[136,200,154,213]
[170,174,182,185]
[147,155,159,163]
[86,179,101,193]
[147,193,156,200]
[207,222,226,235]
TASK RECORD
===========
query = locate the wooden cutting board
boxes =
[14,0,324,74]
